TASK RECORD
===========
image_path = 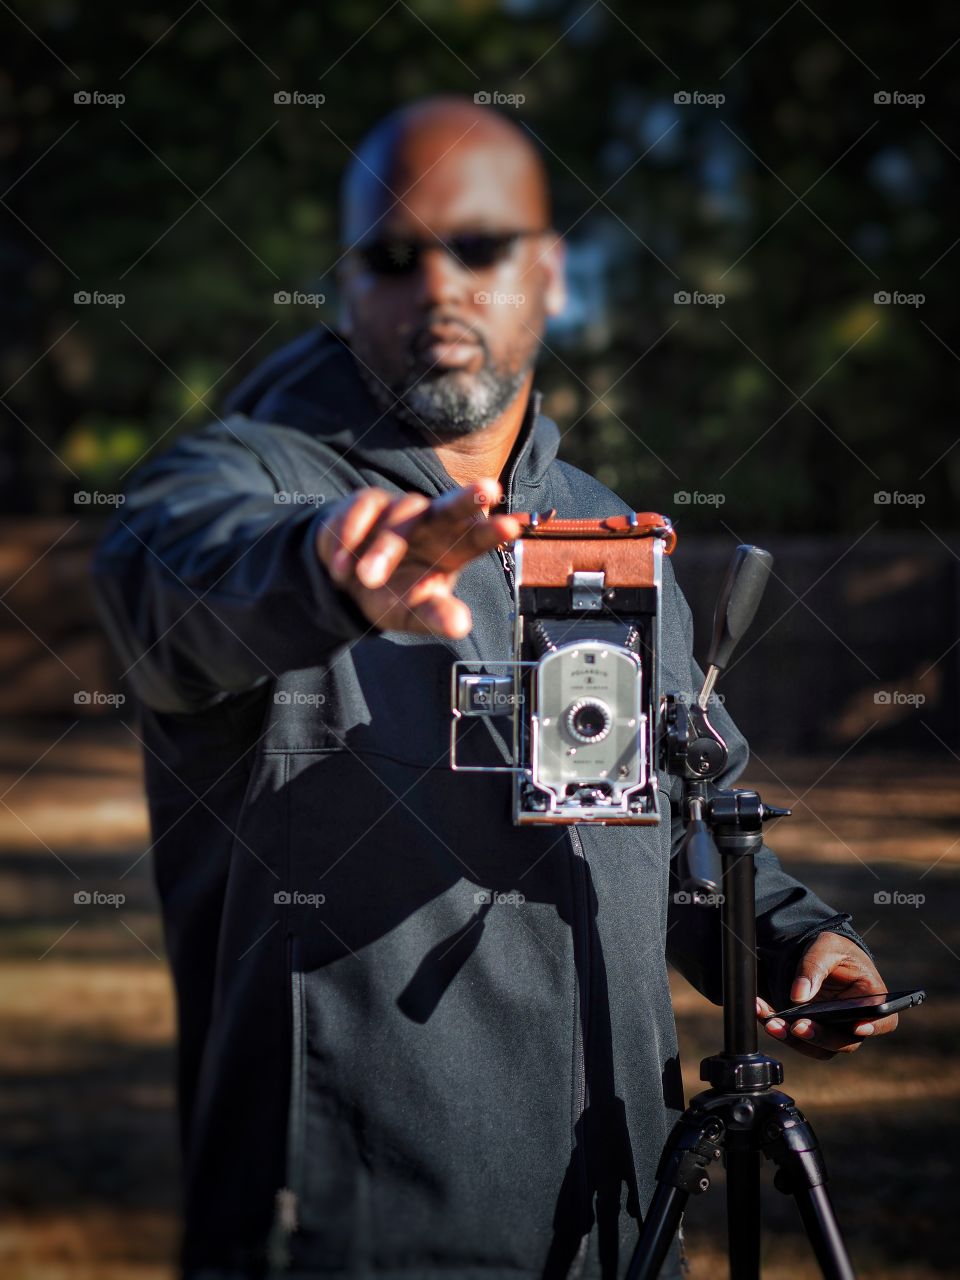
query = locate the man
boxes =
[93,97,895,1279]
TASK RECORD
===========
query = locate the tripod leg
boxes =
[791,1184,855,1280]
[624,1183,688,1280]
[625,1110,723,1280]
[764,1104,855,1280]
[726,1146,761,1280]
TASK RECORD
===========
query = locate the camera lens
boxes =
[565,698,612,744]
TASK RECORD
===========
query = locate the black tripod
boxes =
[626,547,855,1280]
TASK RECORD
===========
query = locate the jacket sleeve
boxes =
[91,416,371,714]
[661,559,872,1008]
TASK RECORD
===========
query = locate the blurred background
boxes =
[0,2,957,1277]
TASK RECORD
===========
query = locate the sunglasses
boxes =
[352,229,545,277]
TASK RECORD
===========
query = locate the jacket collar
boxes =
[232,329,559,496]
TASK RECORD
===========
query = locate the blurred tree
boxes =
[0,0,956,529]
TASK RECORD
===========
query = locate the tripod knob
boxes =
[761,803,792,820]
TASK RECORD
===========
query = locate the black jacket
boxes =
[92,330,866,1279]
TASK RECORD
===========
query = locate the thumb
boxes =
[791,935,837,1003]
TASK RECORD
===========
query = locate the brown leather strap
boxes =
[514,509,677,554]
[511,510,675,587]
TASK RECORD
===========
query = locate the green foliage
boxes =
[1,0,956,528]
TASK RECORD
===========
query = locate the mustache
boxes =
[409,314,490,361]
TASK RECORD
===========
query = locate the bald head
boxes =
[340,96,551,245]
[336,96,564,442]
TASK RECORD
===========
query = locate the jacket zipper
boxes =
[268,933,305,1272]
[497,544,516,593]
[490,386,541,600]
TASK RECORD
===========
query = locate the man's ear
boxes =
[541,232,567,318]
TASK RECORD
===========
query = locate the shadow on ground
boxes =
[0,723,956,1278]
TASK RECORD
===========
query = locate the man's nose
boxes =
[414,246,469,308]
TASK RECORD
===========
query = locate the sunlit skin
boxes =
[338,95,565,486]
[313,96,896,1058]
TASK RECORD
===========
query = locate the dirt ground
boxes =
[0,721,956,1279]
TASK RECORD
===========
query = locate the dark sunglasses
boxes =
[352,229,545,277]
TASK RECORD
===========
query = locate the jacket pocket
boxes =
[266,933,306,1273]
[270,931,362,1273]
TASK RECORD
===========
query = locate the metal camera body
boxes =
[451,511,676,826]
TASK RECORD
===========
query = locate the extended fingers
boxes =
[404,480,520,572]
[354,485,514,588]
[319,489,394,582]
[430,477,505,522]
[441,510,522,571]
[406,592,473,639]
[316,480,522,637]
[367,573,473,638]
[352,493,432,588]
[320,482,520,592]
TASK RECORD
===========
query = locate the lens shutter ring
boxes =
[565,698,612,744]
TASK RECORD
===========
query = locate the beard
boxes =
[352,326,533,441]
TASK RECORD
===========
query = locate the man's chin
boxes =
[398,370,528,439]
[354,351,530,439]
[394,402,490,440]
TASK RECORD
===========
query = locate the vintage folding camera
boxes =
[451,510,676,825]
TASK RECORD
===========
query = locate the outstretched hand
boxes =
[317,479,520,638]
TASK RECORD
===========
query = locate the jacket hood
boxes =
[223,327,561,496]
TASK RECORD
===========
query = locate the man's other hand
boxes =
[756,931,899,1060]
[316,479,521,637]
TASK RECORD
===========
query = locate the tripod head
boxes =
[661,544,789,894]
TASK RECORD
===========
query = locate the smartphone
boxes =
[765,989,926,1027]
